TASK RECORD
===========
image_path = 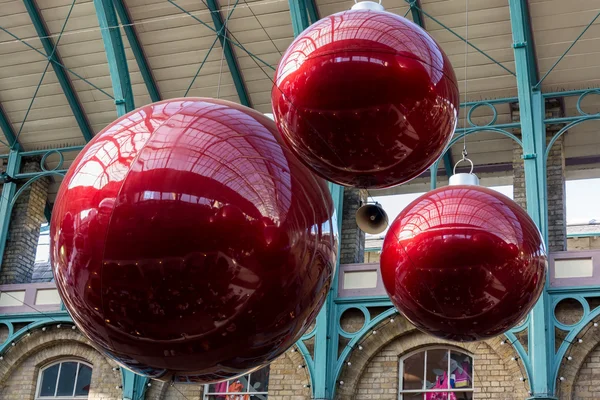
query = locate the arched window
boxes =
[203,366,270,399]
[399,347,473,400]
[36,360,92,399]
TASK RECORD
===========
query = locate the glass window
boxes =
[35,223,50,263]
[36,360,92,399]
[399,348,473,400]
[204,366,270,399]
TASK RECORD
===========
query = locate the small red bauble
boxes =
[271,3,459,189]
[51,98,337,381]
[380,184,546,341]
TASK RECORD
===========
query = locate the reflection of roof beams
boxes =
[113,0,161,102]
[93,0,135,117]
[0,105,21,151]
[206,0,251,107]
[23,0,94,142]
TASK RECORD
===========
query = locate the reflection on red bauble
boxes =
[271,3,458,188]
[51,98,337,382]
[380,184,546,341]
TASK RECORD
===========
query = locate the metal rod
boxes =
[535,11,600,89]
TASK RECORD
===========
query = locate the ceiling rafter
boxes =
[409,0,454,176]
[0,106,22,151]
[22,0,94,142]
[113,0,162,103]
[206,0,251,107]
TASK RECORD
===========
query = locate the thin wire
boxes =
[167,0,276,71]
[0,0,285,48]
[242,0,283,56]
[217,0,231,99]
[169,379,194,400]
[0,290,61,323]
[0,25,114,99]
[462,0,468,158]
[13,0,78,147]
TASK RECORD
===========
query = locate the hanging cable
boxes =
[462,0,469,158]
[216,0,231,100]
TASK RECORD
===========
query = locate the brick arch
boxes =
[555,322,600,399]
[268,349,312,399]
[0,328,121,399]
[335,316,527,400]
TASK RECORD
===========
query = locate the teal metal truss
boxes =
[206,0,252,107]
[22,0,94,142]
[0,105,20,150]
[0,1,598,399]
[113,0,161,103]
[94,0,135,117]
[404,0,454,177]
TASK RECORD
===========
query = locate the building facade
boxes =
[0,0,599,399]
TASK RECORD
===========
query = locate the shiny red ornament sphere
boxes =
[51,98,337,382]
[271,6,459,189]
[380,185,546,341]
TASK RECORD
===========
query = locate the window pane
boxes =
[403,393,472,400]
[39,364,59,397]
[56,362,78,396]
[75,364,92,396]
[450,351,472,389]
[402,351,425,390]
[249,367,270,392]
[426,349,449,390]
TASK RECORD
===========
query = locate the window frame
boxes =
[35,359,93,400]
[398,346,474,399]
[202,367,270,399]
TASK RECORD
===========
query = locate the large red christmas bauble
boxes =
[271,3,459,189]
[380,184,546,341]
[51,98,337,382]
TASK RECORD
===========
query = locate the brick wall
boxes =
[1,157,49,284]
[340,189,368,264]
[0,328,121,400]
[568,237,600,250]
[268,349,312,400]
[549,306,600,399]
[571,344,600,399]
[511,100,566,252]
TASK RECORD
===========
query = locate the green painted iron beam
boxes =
[22,0,94,142]
[442,151,454,177]
[306,0,319,23]
[44,201,52,223]
[289,0,310,37]
[0,105,22,151]
[409,0,425,28]
[408,1,456,176]
[509,0,551,397]
[205,0,251,107]
[0,151,19,271]
[94,0,135,117]
[112,0,161,102]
